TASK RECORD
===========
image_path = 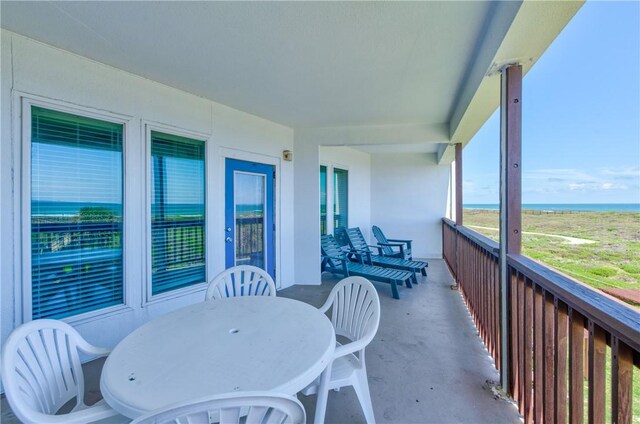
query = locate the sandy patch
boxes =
[467,225,597,245]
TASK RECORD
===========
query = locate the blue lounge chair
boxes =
[336,227,427,285]
[321,234,412,299]
[372,225,413,260]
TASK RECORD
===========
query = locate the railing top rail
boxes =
[442,218,499,256]
[442,217,456,227]
[508,253,640,353]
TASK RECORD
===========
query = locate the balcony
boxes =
[1,258,523,423]
[3,223,638,422]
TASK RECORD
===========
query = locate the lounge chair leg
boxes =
[405,277,412,289]
[411,274,418,285]
[391,281,399,299]
[421,268,427,276]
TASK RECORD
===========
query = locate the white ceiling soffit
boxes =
[1,1,581,160]
[352,143,440,155]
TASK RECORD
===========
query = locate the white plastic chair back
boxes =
[1,319,122,424]
[131,392,305,424]
[205,265,276,301]
[322,276,381,348]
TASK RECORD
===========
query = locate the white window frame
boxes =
[20,95,134,325]
[143,122,211,305]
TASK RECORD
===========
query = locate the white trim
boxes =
[143,122,211,305]
[218,147,281,288]
[19,94,133,324]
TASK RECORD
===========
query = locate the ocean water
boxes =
[31,201,262,216]
[464,203,640,212]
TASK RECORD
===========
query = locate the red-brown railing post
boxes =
[499,64,522,393]
[454,143,463,288]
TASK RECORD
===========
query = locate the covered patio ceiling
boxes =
[0,1,581,162]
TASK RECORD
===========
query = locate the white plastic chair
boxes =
[131,392,305,424]
[205,265,276,301]
[0,319,127,424]
[301,276,381,424]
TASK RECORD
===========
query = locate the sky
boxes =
[463,1,640,205]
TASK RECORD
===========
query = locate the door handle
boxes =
[225,237,232,243]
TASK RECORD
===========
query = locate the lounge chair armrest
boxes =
[387,238,412,246]
[322,254,346,262]
[348,248,372,264]
[376,242,404,248]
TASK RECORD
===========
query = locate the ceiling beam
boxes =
[448,0,583,149]
[296,122,448,147]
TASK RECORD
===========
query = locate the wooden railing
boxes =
[442,218,640,423]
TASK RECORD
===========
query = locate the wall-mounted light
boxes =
[283,150,293,161]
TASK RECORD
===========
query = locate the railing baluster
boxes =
[568,308,585,424]
[524,278,533,423]
[588,321,606,424]
[544,290,556,423]
[556,301,568,424]
[611,337,633,424]
[533,285,544,423]
[518,271,525,415]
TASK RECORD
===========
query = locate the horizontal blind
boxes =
[151,131,205,295]
[320,165,327,235]
[334,168,348,231]
[31,106,124,319]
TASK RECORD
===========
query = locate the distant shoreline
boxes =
[464,203,639,213]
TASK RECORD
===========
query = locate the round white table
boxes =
[100,297,335,418]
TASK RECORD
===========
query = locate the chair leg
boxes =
[421,267,427,276]
[314,365,332,424]
[411,273,418,285]
[352,368,376,424]
[390,280,399,299]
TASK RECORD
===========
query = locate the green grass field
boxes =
[463,209,640,295]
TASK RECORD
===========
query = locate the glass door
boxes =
[224,159,275,279]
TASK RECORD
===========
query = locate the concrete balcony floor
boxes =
[1,260,520,423]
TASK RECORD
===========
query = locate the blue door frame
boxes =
[225,158,275,280]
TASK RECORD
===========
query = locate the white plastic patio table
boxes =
[100,296,335,418]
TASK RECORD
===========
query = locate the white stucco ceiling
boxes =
[1,1,582,158]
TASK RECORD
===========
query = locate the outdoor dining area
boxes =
[0,259,521,424]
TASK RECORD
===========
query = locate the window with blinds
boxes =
[334,168,348,230]
[320,165,327,235]
[31,106,124,319]
[151,131,205,295]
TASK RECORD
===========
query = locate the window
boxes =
[31,106,124,319]
[320,165,327,235]
[333,168,348,230]
[151,131,205,295]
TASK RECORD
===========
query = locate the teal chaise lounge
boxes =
[321,234,412,299]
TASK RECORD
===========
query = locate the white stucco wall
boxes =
[370,152,450,258]
[292,138,373,285]
[0,31,294,350]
